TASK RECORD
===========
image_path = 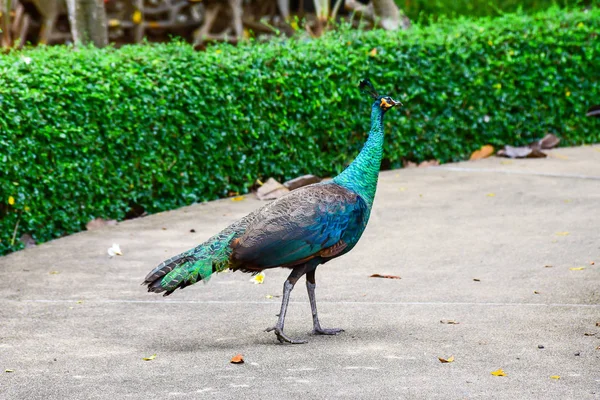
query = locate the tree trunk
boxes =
[346,0,410,31]
[0,0,11,48]
[66,0,108,47]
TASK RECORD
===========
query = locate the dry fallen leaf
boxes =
[49,271,60,275]
[550,375,560,380]
[555,232,570,236]
[230,354,244,364]
[470,145,495,160]
[590,261,595,265]
[256,178,289,200]
[491,369,506,377]
[250,272,265,284]
[283,175,321,191]
[473,278,481,282]
[595,322,600,327]
[5,369,14,373]
[231,196,245,202]
[569,267,585,271]
[544,265,553,268]
[534,291,540,294]
[370,274,401,280]
[486,193,496,197]
[108,243,123,257]
[497,145,546,159]
[143,354,157,361]
[583,332,596,336]
[265,295,273,299]
[440,320,460,325]
[438,356,455,363]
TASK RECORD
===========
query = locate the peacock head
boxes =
[359,78,402,112]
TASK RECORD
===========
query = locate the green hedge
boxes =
[398,0,598,21]
[1,8,599,255]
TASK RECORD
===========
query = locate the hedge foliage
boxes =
[1,8,599,255]
[398,0,598,21]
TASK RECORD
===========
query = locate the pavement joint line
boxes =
[9,299,600,308]
[435,166,600,180]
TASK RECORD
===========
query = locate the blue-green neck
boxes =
[333,103,385,208]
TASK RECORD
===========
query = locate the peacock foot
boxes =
[265,326,308,344]
[313,326,344,336]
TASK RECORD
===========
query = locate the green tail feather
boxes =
[144,232,236,296]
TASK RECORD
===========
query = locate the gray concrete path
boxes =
[1,145,600,399]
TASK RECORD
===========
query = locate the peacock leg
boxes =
[306,268,344,336]
[265,265,309,344]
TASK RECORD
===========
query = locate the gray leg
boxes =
[306,269,344,336]
[265,265,309,344]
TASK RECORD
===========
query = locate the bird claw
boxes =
[313,327,344,336]
[265,326,308,344]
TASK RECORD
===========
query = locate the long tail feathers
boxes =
[142,233,236,296]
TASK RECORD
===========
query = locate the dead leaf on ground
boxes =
[486,193,496,197]
[86,218,117,231]
[256,178,289,200]
[230,354,244,364]
[590,261,595,265]
[583,332,596,336]
[535,134,561,150]
[49,271,60,275]
[370,274,401,280]
[470,145,495,160]
[283,174,321,191]
[473,278,481,282]
[544,265,553,268]
[595,322,600,327]
[20,233,36,248]
[534,291,540,294]
[550,375,560,380]
[569,267,585,271]
[231,196,245,202]
[143,354,157,361]
[438,356,455,363]
[440,320,460,324]
[5,369,14,373]
[491,368,506,376]
[555,232,570,236]
[497,145,547,159]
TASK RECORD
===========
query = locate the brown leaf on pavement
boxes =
[470,145,495,160]
[491,369,506,376]
[440,320,460,324]
[230,354,244,364]
[256,178,290,200]
[497,145,547,159]
[283,175,321,191]
[370,274,401,279]
[438,356,454,363]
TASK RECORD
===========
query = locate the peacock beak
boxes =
[390,98,403,107]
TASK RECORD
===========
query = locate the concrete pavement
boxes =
[1,145,600,399]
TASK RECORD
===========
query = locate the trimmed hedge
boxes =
[398,0,597,21]
[0,8,599,255]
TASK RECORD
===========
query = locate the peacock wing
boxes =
[231,183,367,269]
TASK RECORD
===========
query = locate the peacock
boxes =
[142,79,402,344]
